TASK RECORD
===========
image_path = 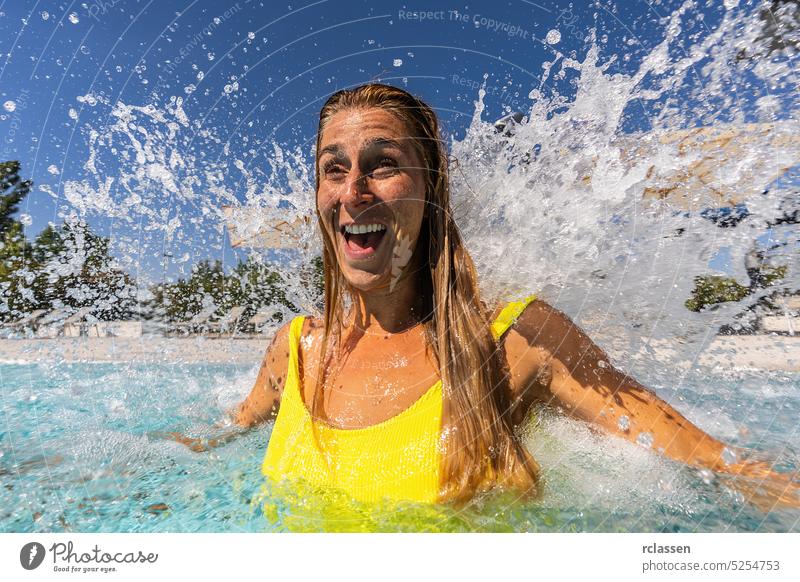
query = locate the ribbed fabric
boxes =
[261,294,537,504]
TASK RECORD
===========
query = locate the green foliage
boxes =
[0,161,138,322]
[758,264,788,286]
[2,161,328,327]
[310,255,324,300]
[685,276,750,312]
[685,265,789,312]
[28,219,138,320]
[150,255,299,324]
[0,221,35,315]
[0,161,32,238]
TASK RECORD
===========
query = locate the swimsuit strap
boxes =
[490,293,538,341]
[291,293,537,347]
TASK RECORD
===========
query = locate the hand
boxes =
[717,458,800,512]
[148,426,247,452]
[148,431,210,453]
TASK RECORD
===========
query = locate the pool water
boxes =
[1,361,798,533]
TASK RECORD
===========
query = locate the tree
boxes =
[0,221,35,317]
[735,1,799,61]
[757,0,799,54]
[149,255,300,326]
[27,218,138,320]
[1,161,139,322]
[0,161,35,319]
[0,161,32,238]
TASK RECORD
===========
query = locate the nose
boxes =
[341,166,373,208]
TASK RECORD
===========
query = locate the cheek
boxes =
[390,197,426,236]
[316,186,334,213]
[316,189,337,221]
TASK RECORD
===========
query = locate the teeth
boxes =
[344,223,386,235]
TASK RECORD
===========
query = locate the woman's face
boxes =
[316,107,427,291]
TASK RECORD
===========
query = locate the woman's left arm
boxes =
[506,299,799,509]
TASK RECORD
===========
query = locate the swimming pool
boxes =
[1,359,797,532]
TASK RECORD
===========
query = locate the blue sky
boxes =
[0,0,778,281]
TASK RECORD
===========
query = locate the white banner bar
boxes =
[2,533,799,581]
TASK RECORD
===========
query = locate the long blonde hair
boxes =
[312,83,540,504]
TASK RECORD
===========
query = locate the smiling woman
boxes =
[271,84,541,505]
[170,83,799,514]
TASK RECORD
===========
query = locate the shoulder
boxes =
[299,314,324,346]
[294,314,326,371]
[498,298,561,357]
[508,298,608,370]
[497,298,556,406]
[506,298,578,348]
[300,314,324,334]
[501,298,588,400]
[262,318,294,373]
[266,314,323,356]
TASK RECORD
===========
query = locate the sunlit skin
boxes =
[166,108,800,511]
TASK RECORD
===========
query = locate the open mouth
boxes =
[340,223,388,259]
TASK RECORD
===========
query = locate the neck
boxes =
[348,270,426,334]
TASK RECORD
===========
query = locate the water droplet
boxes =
[636,431,654,448]
[247,31,256,40]
[723,0,739,8]
[617,415,630,431]
[207,52,215,61]
[47,165,59,175]
[184,85,196,94]
[41,11,49,20]
[3,100,16,113]
[698,468,715,485]
[196,71,204,81]
[597,359,608,368]
[722,447,738,465]
[19,213,32,226]
[68,13,79,24]
[68,108,78,120]
[546,29,561,45]
[393,58,403,67]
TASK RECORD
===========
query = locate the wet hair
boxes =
[312,83,540,505]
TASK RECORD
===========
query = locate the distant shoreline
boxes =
[0,334,798,371]
[0,336,268,365]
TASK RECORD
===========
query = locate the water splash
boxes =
[51,4,798,359]
[3,0,797,534]
[448,3,799,373]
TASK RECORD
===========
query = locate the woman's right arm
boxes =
[231,320,293,428]
[156,320,293,451]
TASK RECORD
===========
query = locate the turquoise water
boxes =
[1,361,798,533]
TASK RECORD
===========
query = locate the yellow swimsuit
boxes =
[261,293,537,505]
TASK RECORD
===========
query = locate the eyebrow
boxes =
[319,136,406,158]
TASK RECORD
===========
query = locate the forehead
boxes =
[319,108,412,152]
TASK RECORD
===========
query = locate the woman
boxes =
[172,83,798,510]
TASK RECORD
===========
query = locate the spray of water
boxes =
[52,2,797,375]
[3,0,799,535]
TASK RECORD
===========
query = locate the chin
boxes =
[341,267,391,292]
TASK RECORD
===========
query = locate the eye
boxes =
[322,160,346,179]
[370,157,398,178]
